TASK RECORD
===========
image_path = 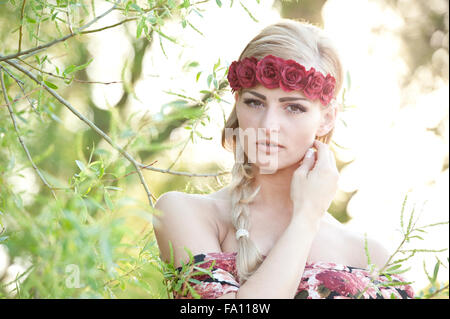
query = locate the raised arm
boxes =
[220,140,339,299]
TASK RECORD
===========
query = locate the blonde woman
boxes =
[153,19,415,299]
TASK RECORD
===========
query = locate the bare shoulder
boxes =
[316,214,390,270]
[152,191,222,267]
[340,226,391,270]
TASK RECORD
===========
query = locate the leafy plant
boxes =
[356,192,449,299]
[159,242,216,299]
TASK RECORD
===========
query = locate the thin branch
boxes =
[427,284,449,299]
[18,0,27,53]
[65,7,74,35]
[16,57,123,85]
[0,62,230,179]
[167,133,192,171]
[0,2,118,63]
[0,86,43,108]
[80,17,139,35]
[5,59,155,208]
[0,65,39,114]
[0,67,57,200]
[138,163,230,177]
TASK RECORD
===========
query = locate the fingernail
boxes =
[305,148,314,158]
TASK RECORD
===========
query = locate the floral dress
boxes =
[174,252,415,299]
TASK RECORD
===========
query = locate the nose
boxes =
[259,105,281,139]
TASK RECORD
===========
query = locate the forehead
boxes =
[241,84,309,100]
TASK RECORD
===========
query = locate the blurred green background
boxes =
[0,0,448,298]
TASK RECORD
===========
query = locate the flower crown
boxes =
[227,54,336,106]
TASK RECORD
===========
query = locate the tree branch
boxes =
[0,86,43,108]
[16,57,123,85]
[80,17,139,35]
[4,59,155,208]
[0,2,118,63]
[0,66,57,200]
[18,0,27,53]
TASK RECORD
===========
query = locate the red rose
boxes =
[227,61,241,92]
[256,55,283,89]
[303,68,325,100]
[319,74,336,105]
[279,59,308,91]
[236,57,258,88]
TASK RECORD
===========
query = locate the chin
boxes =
[248,157,286,174]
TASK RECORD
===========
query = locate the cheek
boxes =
[282,122,317,160]
[236,105,253,128]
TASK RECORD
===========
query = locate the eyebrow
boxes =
[243,90,308,102]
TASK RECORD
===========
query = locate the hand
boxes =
[290,140,340,225]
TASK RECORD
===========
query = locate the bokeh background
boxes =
[0,0,448,298]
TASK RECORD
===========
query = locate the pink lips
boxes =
[256,140,285,148]
[255,141,284,153]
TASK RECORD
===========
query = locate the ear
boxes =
[316,101,338,137]
[234,92,239,102]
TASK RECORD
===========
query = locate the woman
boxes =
[153,19,415,299]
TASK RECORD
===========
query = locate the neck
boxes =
[249,163,297,216]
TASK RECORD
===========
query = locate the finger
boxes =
[296,147,316,177]
[312,140,331,169]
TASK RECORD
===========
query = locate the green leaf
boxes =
[130,3,142,12]
[136,18,145,38]
[346,70,351,91]
[213,58,220,71]
[432,261,440,283]
[187,283,200,298]
[75,160,86,171]
[104,191,114,211]
[104,186,122,191]
[168,241,175,266]
[188,61,199,68]
[187,20,204,36]
[378,281,413,287]
[67,58,94,75]
[63,65,77,75]
[184,247,194,263]
[207,74,212,87]
[179,0,190,9]
[215,0,222,7]
[26,16,36,23]
[239,1,259,22]
[196,71,201,82]
[400,193,408,231]
[188,278,202,285]
[385,264,402,273]
[43,80,58,89]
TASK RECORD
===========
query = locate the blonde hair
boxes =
[221,19,344,283]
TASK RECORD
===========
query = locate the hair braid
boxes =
[227,137,263,283]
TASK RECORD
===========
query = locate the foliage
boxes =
[356,192,449,299]
[160,242,216,299]
[0,0,256,298]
